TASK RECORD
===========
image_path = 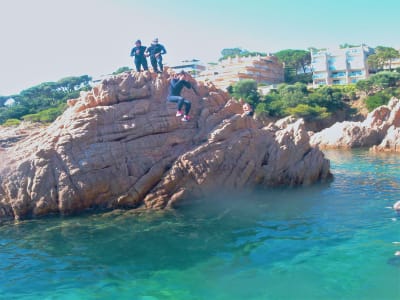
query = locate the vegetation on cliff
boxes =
[229,79,353,121]
[355,71,400,111]
[0,75,91,125]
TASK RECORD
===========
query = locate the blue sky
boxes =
[1,0,399,95]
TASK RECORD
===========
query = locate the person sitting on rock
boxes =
[167,71,193,122]
[242,102,254,117]
[145,38,167,73]
[130,39,148,72]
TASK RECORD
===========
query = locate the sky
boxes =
[1,0,399,96]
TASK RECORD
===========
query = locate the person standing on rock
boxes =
[145,38,167,73]
[167,71,193,122]
[130,40,149,72]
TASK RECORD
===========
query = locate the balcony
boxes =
[331,72,346,78]
[349,70,364,77]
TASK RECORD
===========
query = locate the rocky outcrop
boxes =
[370,126,400,152]
[310,97,400,150]
[0,70,331,221]
[0,123,42,149]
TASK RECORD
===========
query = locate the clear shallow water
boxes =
[0,150,399,300]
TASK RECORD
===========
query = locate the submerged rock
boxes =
[310,97,400,151]
[0,70,331,221]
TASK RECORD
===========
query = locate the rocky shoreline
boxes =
[0,71,331,221]
[311,97,400,152]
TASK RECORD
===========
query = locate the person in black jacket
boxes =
[167,71,193,122]
[145,38,167,73]
[130,40,148,72]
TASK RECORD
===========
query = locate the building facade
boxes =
[170,59,206,78]
[197,55,284,90]
[311,45,373,87]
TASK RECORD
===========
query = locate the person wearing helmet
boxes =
[130,40,148,72]
[145,38,167,73]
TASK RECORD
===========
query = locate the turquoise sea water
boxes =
[0,150,399,300]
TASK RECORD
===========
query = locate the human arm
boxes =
[160,45,167,55]
[144,46,151,57]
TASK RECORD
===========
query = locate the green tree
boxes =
[367,54,383,72]
[356,71,400,94]
[365,92,390,111]
[259,83,347,120]
[232,79,260,105]
[371,71,400,88]
[113,66,132,75]
[0,75,91,124]
[219,48,266,61]
[368,46,400,71]
[285,104,330,121]
[356,78,374,95]
[339,43,360,49]
[274,49,311,74]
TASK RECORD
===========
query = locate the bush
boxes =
[232,79,260,105]
[365,93,390,111]
[22,103,66,123]
[2,118,21,127]
[22,114,41,122]
[284,104,330,120]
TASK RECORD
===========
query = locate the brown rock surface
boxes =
[310,97,400,150]
[0,70,331,221]
[370,126,400,152]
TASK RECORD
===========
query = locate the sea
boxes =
[0,149,399,300]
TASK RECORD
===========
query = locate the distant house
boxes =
[4,98,15,107]
[197,55,284,90]
[170,59,206,77]
[311,45,373,87]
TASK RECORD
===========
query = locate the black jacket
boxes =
[146,44,167,57]
[130,46,147,58]
[169,79,191,96]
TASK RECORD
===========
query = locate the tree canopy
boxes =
[274,49,312,84]
[229,80,350,121]
[274,49,311,74]
[220,48,266,61]
[356,71,400,95]
[367,46,400,71]
[0,75,92,124]
[231,79,260,105]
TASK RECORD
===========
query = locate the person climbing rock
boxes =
[130,40,148,72]
[167,71,193,122]
[145,38,167,73]
[242,102,254,117]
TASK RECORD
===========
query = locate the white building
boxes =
[170,59,206,77]
[197,55,284,90]
[311,45,373,87]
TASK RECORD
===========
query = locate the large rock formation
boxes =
[0,70,331,221]
[310,97,400,151]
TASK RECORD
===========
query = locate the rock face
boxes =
[0,70,331,221]
[370,126,400,152]
[310,97,400,151]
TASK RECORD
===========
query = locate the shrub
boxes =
[365,93,390,111]
[22,114,41,122]
[2,118,21,127]
[232,79,260,105]
[284,104,330,120]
